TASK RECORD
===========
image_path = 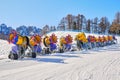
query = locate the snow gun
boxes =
[112,35,117,44]
[75,32,88,50]
[43,33,57,54]
[8,31,36,60]
[59,34,73,53]
[30,34,42,54]
[107,35,117,45]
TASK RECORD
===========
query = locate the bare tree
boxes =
[42,25,49,35]
[86,19,91,33]
[93,17,98,33]
[76,14,81,31]
[99,17,109,34]
[67,14,72,29]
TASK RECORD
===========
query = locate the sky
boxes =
[0,0,119,29]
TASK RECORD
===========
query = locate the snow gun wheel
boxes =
[8,53,18,60]
[31,52,36,58]
[44,48,50,54]
[59,48,64,53]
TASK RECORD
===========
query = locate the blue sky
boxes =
[0,0,119,29]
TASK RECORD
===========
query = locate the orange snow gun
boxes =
[50,33,57,43]
[30,35,42,46]
[65,34,73,44]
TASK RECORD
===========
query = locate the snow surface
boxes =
[0,31,120,80]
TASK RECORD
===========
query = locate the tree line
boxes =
[0,12,120,39]
[58,12,120,35]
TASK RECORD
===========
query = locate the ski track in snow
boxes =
[0,31,120,80]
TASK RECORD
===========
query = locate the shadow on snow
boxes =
[52,53,80,58]
[22,57,66,64]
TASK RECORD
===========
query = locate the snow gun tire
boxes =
[59,48,64,53]
[31,52,36,58]
[8,53,18,60]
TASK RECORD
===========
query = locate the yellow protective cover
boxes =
[45,37,50,45]
[30,38,36,46]
[16,36,24,45]
[35,35,41,43]
[75,32,87,43]
[96,37,99,42]
[9,33,14,42]
[59,37,66,48]
[109,36,113,41]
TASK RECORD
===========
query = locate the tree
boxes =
[67,14,72,29]
[110,22,120,34]
[76,14,81,30]
[86,19,91,32]
[53,26,56,31]
[0,23,7,34]
[16,25,28,36]
[42,25,49,35]
[114,12,120,24]
[80,15,84,31]
[93,17,98,33]
[99,17,109,34]
[109,12,120,34]
[73,22,77,30]
[7,27,13,34]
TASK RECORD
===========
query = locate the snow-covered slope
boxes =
[0,40,14,59]
[0,31,120,80]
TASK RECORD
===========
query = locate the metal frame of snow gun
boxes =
[8,34,37,60]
